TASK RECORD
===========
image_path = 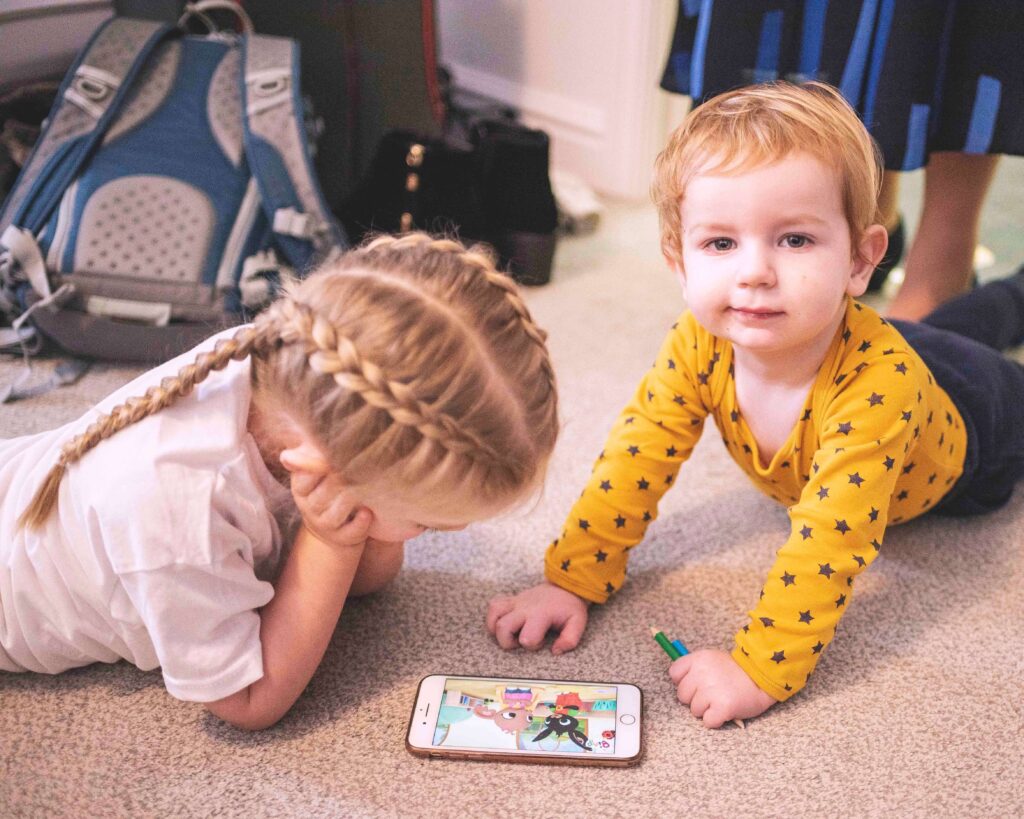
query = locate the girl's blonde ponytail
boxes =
[18,327,267,530]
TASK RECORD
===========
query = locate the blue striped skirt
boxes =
[661,0,1024,170]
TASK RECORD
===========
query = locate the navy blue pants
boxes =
[892,269,1024,515]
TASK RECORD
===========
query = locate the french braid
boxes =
[359,233,557,415]
[256,232,558,503]
[279,297,505,466]
[20,231,560,529]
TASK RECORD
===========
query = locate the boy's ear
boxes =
[279,440,331,474]
[847,224,888,296]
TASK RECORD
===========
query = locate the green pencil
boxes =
[649,626,682,660]
[649,625,745,729]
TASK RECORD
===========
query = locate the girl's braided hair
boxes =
[18,233,559,529]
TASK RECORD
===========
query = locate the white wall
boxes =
[437,0,689,200]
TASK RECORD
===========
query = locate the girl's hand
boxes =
[486,581,590,655]
[669,649,777,728]
[281,446,371,549]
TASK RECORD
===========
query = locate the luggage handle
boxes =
[84,295,172,327]
[29,300,231,363]
[178,1,254,35]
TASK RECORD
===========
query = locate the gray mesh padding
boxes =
[82,18,165,78]
[245,36,319,223]
[103,41,181,146]
[245,33,291,76]
[207,48,243,166]
[74,175,214,287]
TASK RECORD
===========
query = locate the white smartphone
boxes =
[406,674,643,767]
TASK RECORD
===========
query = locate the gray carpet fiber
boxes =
[2,203,1022,817]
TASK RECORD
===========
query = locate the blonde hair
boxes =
[19,233,559,529]
[652,81,883,269]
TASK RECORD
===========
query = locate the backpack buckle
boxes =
[0,226,52,298]
[272,207,323,240]
[65,65,122,118]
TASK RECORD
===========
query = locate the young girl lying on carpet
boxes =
[0,233,559,730]
[487,81,1024,728]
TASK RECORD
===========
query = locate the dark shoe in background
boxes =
[473,119,558,285]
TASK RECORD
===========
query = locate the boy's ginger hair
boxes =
[652,81,883,269]
[19,233,559,529]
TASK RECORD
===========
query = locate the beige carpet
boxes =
[2,202,1023,818]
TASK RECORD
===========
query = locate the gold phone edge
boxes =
[403,675,644,768]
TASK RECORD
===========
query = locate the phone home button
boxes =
[619,714,636,725]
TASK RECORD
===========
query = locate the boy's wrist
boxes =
[540,579,592,606]
[542,565,609,605]
[730,645,789,702]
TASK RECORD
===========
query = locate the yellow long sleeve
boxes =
[545,300,966,699]
[544,313,711,603]
[732,347,921,698]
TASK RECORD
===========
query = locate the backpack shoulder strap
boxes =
[241,33,346,272]
[0,17,177,237]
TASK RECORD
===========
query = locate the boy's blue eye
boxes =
[707,238,734,252]
[783,234,810,248]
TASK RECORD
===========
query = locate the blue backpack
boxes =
[0,6,345,364]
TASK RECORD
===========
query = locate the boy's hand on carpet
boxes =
[669,649,776,728]
[486,581,590,654]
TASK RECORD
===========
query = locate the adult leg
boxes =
[886,152,1001,321]
[918,265,1024,351]
[877,171,901,232]
[867,172,906,292]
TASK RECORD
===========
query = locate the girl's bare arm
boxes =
[205,522,369,730]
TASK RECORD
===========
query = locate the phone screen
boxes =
[430,677,621,756]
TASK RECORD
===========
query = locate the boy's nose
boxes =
[735,246,776,287]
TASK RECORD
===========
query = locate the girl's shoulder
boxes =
[58,328,288,570]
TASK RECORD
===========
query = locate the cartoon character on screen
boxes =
[472,687,541,735]
[531,713,592,751]
[501,686,537,711]
[529,691,593,751]
[553,692,584,713]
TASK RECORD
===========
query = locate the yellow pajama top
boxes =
[544,298,966,700]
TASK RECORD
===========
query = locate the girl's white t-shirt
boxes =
[0,330,295,702]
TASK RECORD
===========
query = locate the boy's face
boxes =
[675,152,885,361]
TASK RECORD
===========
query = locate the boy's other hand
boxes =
[669,649,777,728]
[486,581,590,655]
